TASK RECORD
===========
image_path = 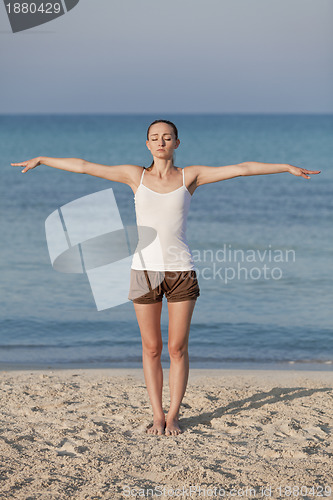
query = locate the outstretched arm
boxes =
[241,162,321,179]
[189,162,321,187]
[12,156,86,174]
[11,156,140,185]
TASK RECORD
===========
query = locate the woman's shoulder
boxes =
[126,165,146,194]
[183,165,199,185]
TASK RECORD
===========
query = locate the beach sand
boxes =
[0,368,332,499]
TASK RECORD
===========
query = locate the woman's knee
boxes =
[168,342,188,360]
[142,341,163,358]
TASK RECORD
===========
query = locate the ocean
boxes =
[1,114,332,370]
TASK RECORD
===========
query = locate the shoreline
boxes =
[0,366,333,383]
[1,361,332,372]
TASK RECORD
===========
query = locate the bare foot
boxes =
[165,416,182,436]
[146,416,166,436]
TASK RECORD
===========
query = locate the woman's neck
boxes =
[150,158,176,178]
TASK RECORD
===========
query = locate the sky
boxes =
[1,0,332,114]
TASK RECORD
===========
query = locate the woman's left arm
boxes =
[242,162,321,179]
[190,162,321,187]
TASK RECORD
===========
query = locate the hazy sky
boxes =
[1,0,332,113]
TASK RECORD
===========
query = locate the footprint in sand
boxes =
[56,438,88,457]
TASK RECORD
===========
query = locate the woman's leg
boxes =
[133,300,165,435]
[166,299,197,436]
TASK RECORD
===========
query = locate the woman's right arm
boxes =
[11,156,141,186]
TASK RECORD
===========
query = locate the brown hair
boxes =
[146,119,179,171]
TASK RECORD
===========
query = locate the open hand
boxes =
[288,165,321,179]
[11,157,41,173]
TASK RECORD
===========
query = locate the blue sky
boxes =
[1,0,332,113]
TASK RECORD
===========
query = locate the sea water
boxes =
[0,114,332,370]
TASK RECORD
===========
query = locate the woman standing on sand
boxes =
[12,119,320,436]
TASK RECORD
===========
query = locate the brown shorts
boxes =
[128,269,200,304]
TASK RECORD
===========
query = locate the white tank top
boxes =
[130,167,195,271]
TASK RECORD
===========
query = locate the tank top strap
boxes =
[182,168,185,186]
[140,167,145,185]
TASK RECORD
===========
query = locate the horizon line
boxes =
[1,111,333,116]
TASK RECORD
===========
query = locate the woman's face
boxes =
[146,122,180,161]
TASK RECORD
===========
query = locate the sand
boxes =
[0,368,332,499]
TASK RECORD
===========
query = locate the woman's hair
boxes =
[146,119,178,171]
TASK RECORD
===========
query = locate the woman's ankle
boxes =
[166,411,179,421]
[153,412,165,422]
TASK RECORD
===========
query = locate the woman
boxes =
[11,119,320,437]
